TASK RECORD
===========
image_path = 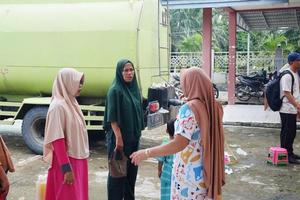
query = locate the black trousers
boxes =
[280,112,297,155]
[106,131,139,200]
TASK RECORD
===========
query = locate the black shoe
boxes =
[288,156,300,164]
[291,153,300,160]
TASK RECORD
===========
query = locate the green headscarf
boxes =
[104,59,144,143]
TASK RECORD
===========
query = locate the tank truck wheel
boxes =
[22,106,48,155]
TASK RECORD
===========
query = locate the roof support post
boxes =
[247,32,250,75]
[228,9,237,105]
[202,8,212,77]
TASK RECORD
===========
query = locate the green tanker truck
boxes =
[0,0,169,154]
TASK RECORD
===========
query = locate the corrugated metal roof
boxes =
[238,8,300,30]
[161,0,288,9]
[161,0,300,31]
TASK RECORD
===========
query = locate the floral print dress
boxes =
[171,104,209,200]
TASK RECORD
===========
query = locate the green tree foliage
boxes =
[170,8,228,52]
[248,30,299,55]
[170,8,202,51]
[283,30,300,53]
[212,10,228,52]
[170,8,300,53]
[179,33,202,52]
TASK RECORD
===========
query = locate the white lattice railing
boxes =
[170,52,203,73]
[170,51,287,74]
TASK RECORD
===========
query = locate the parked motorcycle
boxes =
[171,73,219,99]
[235,69,269,102]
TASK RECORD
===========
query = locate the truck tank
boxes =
[0,0,170,154]
[0,0,169,101]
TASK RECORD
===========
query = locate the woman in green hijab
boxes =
[104,59,144,200]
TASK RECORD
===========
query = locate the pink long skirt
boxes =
[45,156,88,200]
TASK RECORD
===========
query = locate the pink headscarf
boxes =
[43,68,89,164]
[180,67,225,199]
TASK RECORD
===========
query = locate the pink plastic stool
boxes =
[267,147,288,166]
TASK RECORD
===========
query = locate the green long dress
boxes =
[104,59,144,200]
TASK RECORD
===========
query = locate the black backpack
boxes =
[265,70,294,111]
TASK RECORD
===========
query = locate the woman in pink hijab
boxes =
[43,68,89,200]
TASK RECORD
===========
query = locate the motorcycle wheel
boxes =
[213,84,219,99]
[257,90,265,104]
[236,85,251,101]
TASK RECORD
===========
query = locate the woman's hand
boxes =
[115,135,124,151]
[111,122,123,151]
[63,171,75,185]
[130,149,147,166]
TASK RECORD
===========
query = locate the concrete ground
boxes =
[1,123,300,200]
